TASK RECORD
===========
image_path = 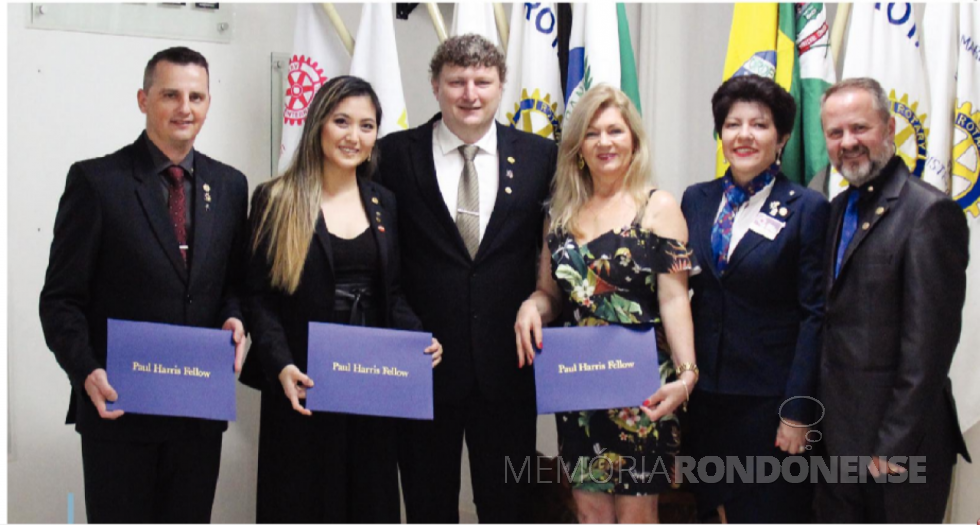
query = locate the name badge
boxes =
[749,213,785,240]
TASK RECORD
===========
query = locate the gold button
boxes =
[371,197,379,204]
[505,187,512,194]
[507,157,516,164]
[862,222,870,230]
[876,206,885,215]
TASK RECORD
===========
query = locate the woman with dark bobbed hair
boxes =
[239,76,442,523]
[679,74,830,523]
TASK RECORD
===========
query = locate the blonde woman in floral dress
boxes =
[515,85,698,523]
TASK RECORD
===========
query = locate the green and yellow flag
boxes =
[716,4,832,185]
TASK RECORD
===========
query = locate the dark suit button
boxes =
[186,294,193,304]
[472,314,478,320]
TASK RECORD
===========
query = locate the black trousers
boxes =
[814,456,954,523]
[397,395,537,523]
[81,433,222,523]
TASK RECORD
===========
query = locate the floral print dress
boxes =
[547,216,696,495]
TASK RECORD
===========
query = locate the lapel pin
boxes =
[876,206,885,215]
[505,186,513,194]
[506,170,514,179]
[779,207,788,217]
[376,216,382,223]
[867,185,874,192]
[378,225,386,233]
[202,183,210,192]
[862,222,870,230]
[769,201,780,216]
[789,190,796,196]
[371,197,379,204]
[507,156,516,164]
[203,183,212,211]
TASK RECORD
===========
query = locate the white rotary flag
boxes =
[350,3,409,137]
[950,3,980,433]
[922,4,958,194]
[834,3,938,198]
[450,3,499,45]
[497,2,564,141]
[279,4,350,174]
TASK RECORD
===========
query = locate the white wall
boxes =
[639,3,732,201]
[9,2,980,523]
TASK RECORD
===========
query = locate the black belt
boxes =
[334,281,378,326]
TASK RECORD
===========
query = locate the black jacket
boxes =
[39,133,249,441]
[239,177,423,389]
[377,115,557,404]
[682,173,829,422]
[820,156,971,463]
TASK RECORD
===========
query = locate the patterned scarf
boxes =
[710,164,778,274]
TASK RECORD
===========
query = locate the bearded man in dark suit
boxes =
[816,77,971,523]
[39,47,248,523]
[377,34,557,523]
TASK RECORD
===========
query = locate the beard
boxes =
[836,140,895,188]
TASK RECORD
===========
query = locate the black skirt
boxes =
[684,390,813,523]
[256,289,399,523]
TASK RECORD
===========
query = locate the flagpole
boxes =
[426,3,448,43]
[830,3,851,66]
[320,3,355,56]
[494,3,509,52]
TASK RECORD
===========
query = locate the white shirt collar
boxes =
[434,119,497,158]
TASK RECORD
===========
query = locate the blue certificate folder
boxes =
[106,319,236,421]
[534,325,660,414]
[306,322,434,420]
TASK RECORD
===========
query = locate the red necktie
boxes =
[165,166,188,265]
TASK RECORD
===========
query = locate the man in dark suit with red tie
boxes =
[39,47,248,523]
[378,35,557,523]
[816,77,971,523]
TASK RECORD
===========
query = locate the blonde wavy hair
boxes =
[549,84,652,237]
[251,76,382,294]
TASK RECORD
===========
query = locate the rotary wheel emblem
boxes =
[952,101,980,218]
[283,55,327,127]
[506,88,563,141]
[889,90,930,179]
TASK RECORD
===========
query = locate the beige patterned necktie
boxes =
[456,144,480,259]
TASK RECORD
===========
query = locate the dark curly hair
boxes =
[711,75,796,141]
[429,34,507,84]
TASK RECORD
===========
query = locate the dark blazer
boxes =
[681,173,829,422]
[239,177,423,388]
[39,132,249,441]
[377,115,557,404]
[819,157,971,462]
